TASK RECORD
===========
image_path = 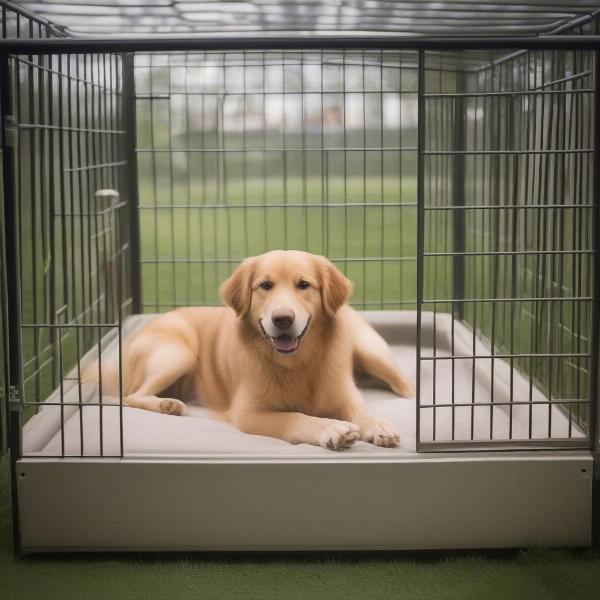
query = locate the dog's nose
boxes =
[271,308,295,331]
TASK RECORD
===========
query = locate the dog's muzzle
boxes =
[259,317,311,355]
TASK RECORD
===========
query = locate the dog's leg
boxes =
[232,408,360,451]
[124,340,196,416]
[351,314,414,398]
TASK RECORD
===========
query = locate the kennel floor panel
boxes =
[22,311,582,458]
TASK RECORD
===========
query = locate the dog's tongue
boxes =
[273,334,298,353]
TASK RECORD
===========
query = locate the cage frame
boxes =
[1,22,600,551]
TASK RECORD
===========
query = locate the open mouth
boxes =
[259,317,311,355]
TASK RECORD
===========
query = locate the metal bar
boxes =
[424,149,593,155]
[416,49,425,452]
[425,249,594,256]
[591,48,600,550]
[420,399,588,408]
[121,53,141,313]
[1,50,23,553]
[452,70,466,321]
[425,88,594,97]
[2,36,600,55]
[420,352,589,360]
[425,203,594,209]
[135,146,419,153]
[138,202,418,209]
[423,296,592,304]
[418,439,589,452]
[139,256,417,264]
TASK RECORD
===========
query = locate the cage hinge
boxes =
[3,115,17,148]
[8,385,21,412]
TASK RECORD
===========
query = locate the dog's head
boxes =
[220,250,353,356]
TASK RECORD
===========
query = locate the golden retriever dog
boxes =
[103,250,414,450]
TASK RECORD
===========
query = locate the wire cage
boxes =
[1,0,599,551]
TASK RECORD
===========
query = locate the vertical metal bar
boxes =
[379,49,384,308]
[121,53,141,313]
[0,5,8,456]
[416,49,425,451]
[590,48,600,549]
[1,50,23,553]
[452,70,466,321]
[167,55,175,309]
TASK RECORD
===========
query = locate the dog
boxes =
[101,250,414,450]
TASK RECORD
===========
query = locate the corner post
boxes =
[0,51,23,553]
[121,53,142,313]
[591,49,600,550]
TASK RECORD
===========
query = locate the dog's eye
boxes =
[260,281,273,291]
[297,280,310,290]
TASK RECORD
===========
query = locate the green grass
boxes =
[137,175,418,309]
[1,455,600,600]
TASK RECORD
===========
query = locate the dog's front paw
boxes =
[159,398,187,416]
[361,418,400,447]
[319,420,360,451]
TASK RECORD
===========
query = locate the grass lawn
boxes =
[137,175,419,310]
[1,455,600,600]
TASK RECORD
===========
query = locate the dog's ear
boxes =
[316,256,353,316]
[220,258,256,317]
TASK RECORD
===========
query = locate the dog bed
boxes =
[22,311,582,458]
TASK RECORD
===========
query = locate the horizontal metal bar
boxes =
[21,454,125,459]
[134,59,420,71]
[138,202,418,209]
[137,90,419,98]
[425,203,594,210]
[422,296,592,303]
[421,399,587,409]
[140,256,417,264]
[143,300,417,309]
[425,250,593,256]
[136,147,418,153]
[20,323,119,329]
[424,88,594,98]
[23,402,118,407]
[418,439,589,452]
[420,353,590,360]
[1,35,600,54]
[424,149,593,155]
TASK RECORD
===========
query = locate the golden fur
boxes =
[102,250,414,450]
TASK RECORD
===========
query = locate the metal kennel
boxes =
[1,0,600,551]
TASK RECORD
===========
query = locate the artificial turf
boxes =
[0,455,599,600]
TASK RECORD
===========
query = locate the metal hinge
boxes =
[4,115,17,148]
[8,385,21,412]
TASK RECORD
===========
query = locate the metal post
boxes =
[591,49,600,550]
[0,51,23,553]
[121,53,142,313]
[416,50,425,451]
[452,70,466,321]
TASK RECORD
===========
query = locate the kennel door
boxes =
[416,49,594,452]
